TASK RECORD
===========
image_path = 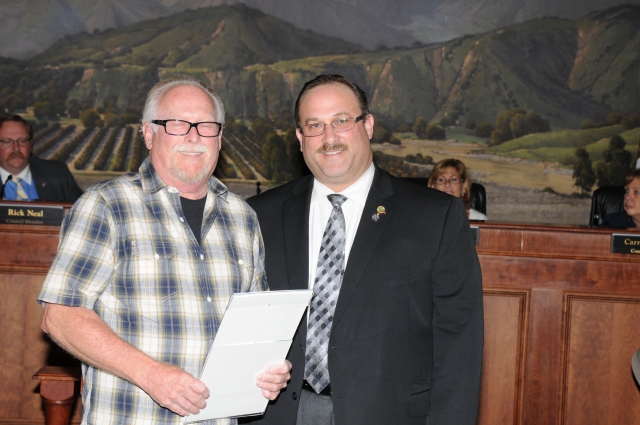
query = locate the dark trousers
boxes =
[295,388,334,425]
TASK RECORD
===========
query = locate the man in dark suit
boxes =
[243,74,483,425]
[0,114,82,202]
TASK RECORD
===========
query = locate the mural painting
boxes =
[1,0,639,224]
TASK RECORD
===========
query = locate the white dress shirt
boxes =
[307,162,375,288]
[0,164,33,185]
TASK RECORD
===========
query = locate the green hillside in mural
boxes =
[0,3,638,192]
[2,4,638,128]
[28,4,364,69]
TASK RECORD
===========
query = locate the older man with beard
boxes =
[37,74,291,425]
[0,114,82,201]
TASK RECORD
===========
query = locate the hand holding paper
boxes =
[140,362,209,417]
[256,359,292,399]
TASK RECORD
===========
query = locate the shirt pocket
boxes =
[128,239,181,300]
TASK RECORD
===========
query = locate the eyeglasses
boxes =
[152,120,222,137]
[435,176,463,186]
[0,138,31,147]
[299,114,366,137]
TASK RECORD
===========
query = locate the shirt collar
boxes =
[311,162,375,207]
[0,164,32,185]
[138,157,228,203]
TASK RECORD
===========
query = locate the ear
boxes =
[296,128,304,151]
[364,114,374,140]
[217,129,223,151]
[142,123,154,151]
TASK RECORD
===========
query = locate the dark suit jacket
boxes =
[602,212,637,229]
[244,167,483,425]
[29,156,83,202]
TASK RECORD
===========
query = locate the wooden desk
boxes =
[474,223,640,425]
[1,219,639,424]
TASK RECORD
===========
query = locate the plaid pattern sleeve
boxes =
[37,158,268,425]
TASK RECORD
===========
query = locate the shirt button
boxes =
[200,254,204,260]
[238,259,244,265]
[207,296,212,302]
[179,217,184,222]
[154,254,159,260]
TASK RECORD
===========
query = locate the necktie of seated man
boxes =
[304,194,347,393]
[14,177,29,201]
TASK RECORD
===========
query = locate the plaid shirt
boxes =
[38,157,267,425]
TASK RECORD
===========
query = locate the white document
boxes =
[185,289,313,423]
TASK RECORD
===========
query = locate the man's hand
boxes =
[141,362,210,417]
[256,360,292,400]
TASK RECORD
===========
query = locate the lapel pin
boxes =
[372,206,386,222]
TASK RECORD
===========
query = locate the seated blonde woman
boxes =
[602,169,640,228]
[428,158,488,221]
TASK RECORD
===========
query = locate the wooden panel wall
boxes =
[1,220,640,424]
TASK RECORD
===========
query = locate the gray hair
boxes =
[142,74,225,125]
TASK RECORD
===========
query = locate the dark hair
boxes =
[428,158,472,208]
[0,114,33,140]
[294,74,369,127]
[625,169,640,186]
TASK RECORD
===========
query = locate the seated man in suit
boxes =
[243,74,484,425]
[0,114,83,202]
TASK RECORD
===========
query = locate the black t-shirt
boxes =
[180,195,207,245]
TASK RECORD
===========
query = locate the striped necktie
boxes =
[14,177,29,201]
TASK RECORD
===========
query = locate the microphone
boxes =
[0,175,12,199]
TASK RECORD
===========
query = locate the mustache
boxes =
[173,144,210,154]
[7,151,27,161]
[316,143,348,154]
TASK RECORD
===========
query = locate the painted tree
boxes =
[572,147,595,195]
[263,131,288,182]
[594,135,633,186]
[413,116,427,139]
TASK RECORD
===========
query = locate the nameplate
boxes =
[0,203,64,226]
[470,226,480,246]
[611,233,640,254]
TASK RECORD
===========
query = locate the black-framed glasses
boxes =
[299,114,366,137]
[0,138,31,147]
[151,120,222,137]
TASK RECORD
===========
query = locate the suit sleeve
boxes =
[60,164,83,202]
[430,198,484,425]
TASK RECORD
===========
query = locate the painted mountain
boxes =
[1,4,637,129]
[2,0,640,59]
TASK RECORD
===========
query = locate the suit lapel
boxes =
[333,167,395,327]
[283,176,313,290]
[29,158,46,197]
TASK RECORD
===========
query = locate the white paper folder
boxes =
[185,289,313,423]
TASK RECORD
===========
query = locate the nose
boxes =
[186,124,201,142]
[323,123,338,144]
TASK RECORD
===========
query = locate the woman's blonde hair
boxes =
[428,158,472,208]
[625,169,640,186]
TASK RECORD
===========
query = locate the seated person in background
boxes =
[428,158,488,221]
[602,169,640,228]
[0,114,83,202]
